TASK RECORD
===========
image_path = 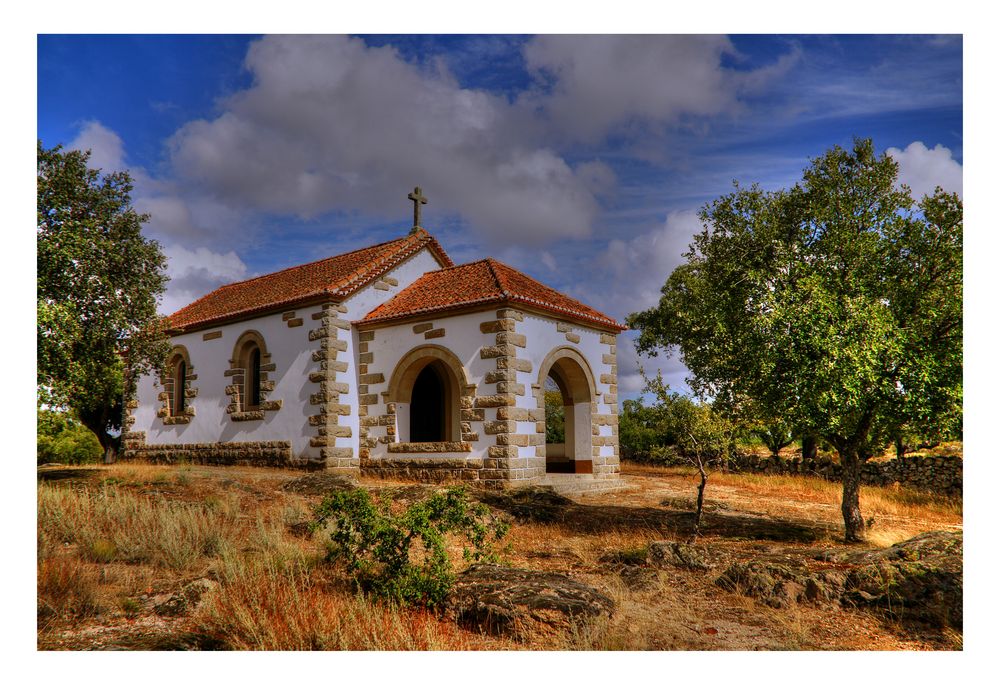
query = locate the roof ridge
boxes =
[482,258,511,296]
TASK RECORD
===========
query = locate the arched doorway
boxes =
[537,348,595,474]
[410,361,449,442]
[388,346,469,444]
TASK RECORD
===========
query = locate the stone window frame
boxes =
[385,344,477,451]
[157,345,197,425]
[225,330,281,422]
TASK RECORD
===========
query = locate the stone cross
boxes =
[407,186,428,230]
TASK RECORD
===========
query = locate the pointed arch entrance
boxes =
[536,347,595,474]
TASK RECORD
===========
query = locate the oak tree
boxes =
[628,139,962,542]
[37,141,170,458]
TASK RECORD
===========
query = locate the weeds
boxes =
[38,556,103,621]
[38,482,238,571]
[196,551,494,650]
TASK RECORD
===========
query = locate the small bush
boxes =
[312,487,509,607]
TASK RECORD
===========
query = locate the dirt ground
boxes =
[36,461,963,651]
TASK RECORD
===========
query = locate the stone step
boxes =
[535,474,632,496]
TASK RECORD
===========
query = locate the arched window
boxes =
[172,359,187,416]
[238,340,262,411]
[226,331,277,420]
[160,345,195,425]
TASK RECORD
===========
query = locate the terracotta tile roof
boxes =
[166,229,452,331]
[361,258,626,331]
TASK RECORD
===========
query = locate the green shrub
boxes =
[37,409,102,465]
[311,487,509,607]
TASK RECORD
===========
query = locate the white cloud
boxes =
[160,244,248,315]
[67,120,251,316]
[616,335,690,396]
[887,141,963,200]
[598,209,703,314]
[68,120,125,173]
[167,35,603,245]
[521,35,798,143]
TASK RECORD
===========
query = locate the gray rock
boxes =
[648,541,716,570]
[717,531,962,628]
[152,578,219,617]
[476,486,574,523]
[447,564,614,639]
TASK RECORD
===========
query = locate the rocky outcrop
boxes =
[716,531,962,629]
[648,541,718,571]
[150,578,219,617]
[447,564,614,639]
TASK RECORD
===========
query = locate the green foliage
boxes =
[311,487,510,607]
[628,138,962,540]
[543,388,566,444]
[37,141,170,452]
[619,388,735,466]
[642,372,737,469]
[36,409,103,465]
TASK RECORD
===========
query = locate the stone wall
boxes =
[120,431,297,468]
[726,453,962,498]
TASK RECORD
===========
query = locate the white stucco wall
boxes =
[132,246,446,460]
[359,309,499,459]
[359,307,616,465]
[132,304,325,457]
[338,248,446,452]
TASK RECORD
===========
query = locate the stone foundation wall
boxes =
[120,431,297,468]
[726,453,962,497]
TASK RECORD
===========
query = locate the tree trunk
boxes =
[802,435,817,460]
[839,448,866,543]
[78,407,116,463]
[693,462,708,538]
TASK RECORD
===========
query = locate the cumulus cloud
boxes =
[616,335,691,396]
[68,120,126,173]
[887,141,963,200]
[167,35,602,245]
[160,244,248,315]
[68,120,251,316]
[597,209,703,315]
[522,35,799,142]
[165,35,794,246]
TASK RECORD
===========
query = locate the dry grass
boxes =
[38,483,236,571]
[197,550,510,650]
[37,461,961,651]
[623,463,962,546]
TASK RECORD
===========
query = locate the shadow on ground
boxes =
[479,487,833,543]
[37,467,96,483]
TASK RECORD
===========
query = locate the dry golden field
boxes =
[36,461,962,651]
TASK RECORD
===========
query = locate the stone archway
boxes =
[536,347,596,474]
[388,345,474,444]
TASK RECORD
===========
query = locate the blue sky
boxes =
[37,34,963,400]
